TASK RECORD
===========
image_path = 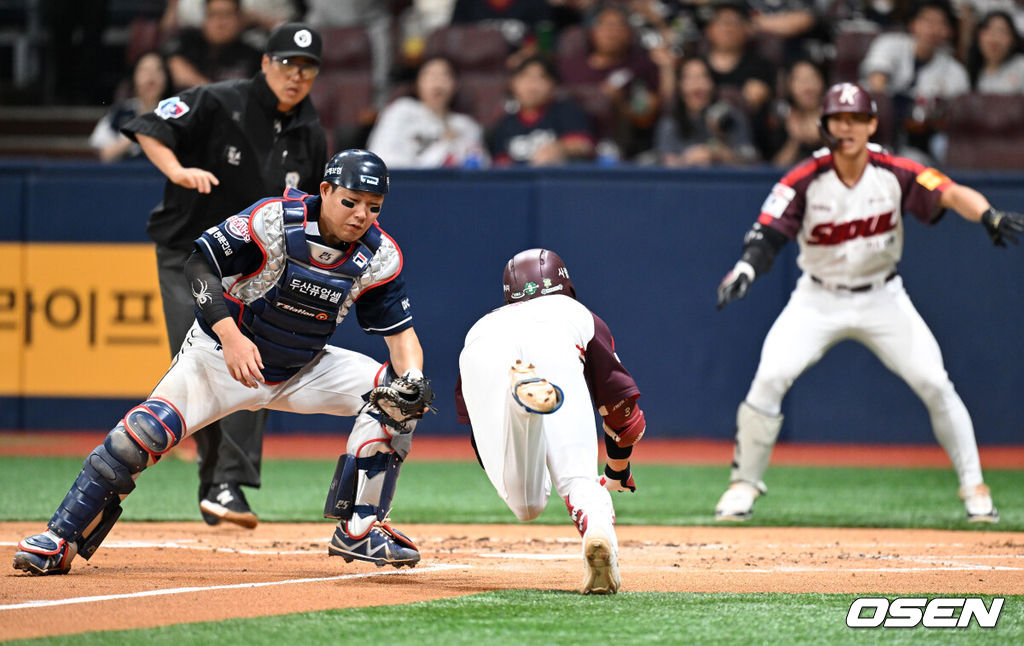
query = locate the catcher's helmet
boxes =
[503,248,576,304]
[323,149,389,194]
[819,82,877,148]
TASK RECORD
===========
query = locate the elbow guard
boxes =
[600,397,645,448]
[739,222,788,277]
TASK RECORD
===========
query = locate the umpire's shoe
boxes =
[199,482,259,529]
[329,521,420,568]
[13,531,77,576]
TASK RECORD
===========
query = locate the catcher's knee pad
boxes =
[123,398,186,456]
[48,423,147,543]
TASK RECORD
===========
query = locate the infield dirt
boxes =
[2,521,1023,641]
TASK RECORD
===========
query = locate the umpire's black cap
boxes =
[266,23,322,65]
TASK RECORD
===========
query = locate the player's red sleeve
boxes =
[454,375,471,425]
[582,313,641,407]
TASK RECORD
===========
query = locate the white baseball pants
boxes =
[151,322,403,459]
[459,333,615,536]
[745,275,984,488]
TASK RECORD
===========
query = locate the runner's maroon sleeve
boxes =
[869,150,949,224]
[583,312,641,408]
[454,374,471,425]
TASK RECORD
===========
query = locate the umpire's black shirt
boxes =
[122,72,327,251]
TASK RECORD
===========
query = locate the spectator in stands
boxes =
[90,52,171,163]
[396,0,460,77]
[162,0,299,33]
[966,10,1024,92]
[655,57,758,167]
[558,5,661,158]
[701,2,775,115]
[305,0,394,109]
[165,0,263,90]
[766,58,826,166]
[861,0,969,161]
[489,56,595,165]
[699,1,777,158]
[450,0,554,69]
[748,0,822,64]
[367,56,489,168]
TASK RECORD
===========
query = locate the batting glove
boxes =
[716,261,755,310]
[981,208,1024,247]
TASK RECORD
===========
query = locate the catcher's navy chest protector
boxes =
[225,190,381,380]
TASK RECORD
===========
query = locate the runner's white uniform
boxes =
[456,295,640,534]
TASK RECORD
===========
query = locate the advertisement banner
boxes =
[0,243,169,397]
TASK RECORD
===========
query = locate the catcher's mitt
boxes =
[368,372,436,431]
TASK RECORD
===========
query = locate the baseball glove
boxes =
[981,208,1024,247]
[369,373,436,431]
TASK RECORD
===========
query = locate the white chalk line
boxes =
[701,565,1023,574]
[1,563,466,612]
[0,539,329,557]
[476,553,573,560]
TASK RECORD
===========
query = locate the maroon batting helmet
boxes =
[502,248,576,304]
[819,82,877,147]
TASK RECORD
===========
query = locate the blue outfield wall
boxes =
[1,159,1023,445]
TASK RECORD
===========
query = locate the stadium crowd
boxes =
[32,0,1024,169]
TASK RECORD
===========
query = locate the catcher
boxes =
[455,249,646,594]
[13,150,434,575]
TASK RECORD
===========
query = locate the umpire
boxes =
[122,22,328,529]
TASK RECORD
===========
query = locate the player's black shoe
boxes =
[198,483,220,526]
[199,483,259,529]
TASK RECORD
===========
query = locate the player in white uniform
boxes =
[714,82,1024,523]
[13,150,432,575]
[455,249,646,594]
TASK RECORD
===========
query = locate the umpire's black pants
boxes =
[156,247,268,491]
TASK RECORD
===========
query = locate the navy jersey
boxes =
[196,192,412,340]
[488,99,593,165]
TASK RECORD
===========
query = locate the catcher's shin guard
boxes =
[326,451,403,526]
[44,400,182,561]
[324,454,359,520]
[728,401,783,492]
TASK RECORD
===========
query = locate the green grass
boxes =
[1,457,1021,530]
[7,592,1023,646]
[4,457,1023,645]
